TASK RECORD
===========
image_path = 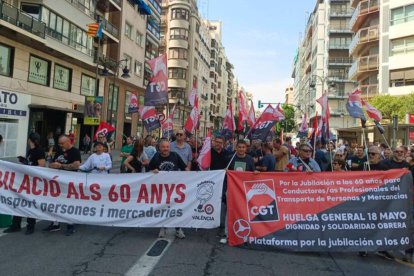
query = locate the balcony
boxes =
[348,54,379,80]
[350,0,379,32]
[96,0,121,12]
[328,24,352,33]
[328,57,353,65]
[330,8,354,17]
[95,14,119,41]
[0,1,46,39]
[329,42,351,50]
[147,0,162,15]
[349,25,379,55]
[360,83,378,98]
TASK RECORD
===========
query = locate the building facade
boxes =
[292,0,357,134]
[160,0,235,136]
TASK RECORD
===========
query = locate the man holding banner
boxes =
[45,135,81,236]
[149,139,189,239]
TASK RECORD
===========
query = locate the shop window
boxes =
[81,74,97,96]
[53,64,72,91]
[0,43,14,77]
[28,55,50,86]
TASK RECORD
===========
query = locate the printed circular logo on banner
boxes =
[196,181,214,210]
[204,204,214,215]
[233,219,251,242]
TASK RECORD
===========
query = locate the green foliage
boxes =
[275,104,296,133]
[370,93,414,121]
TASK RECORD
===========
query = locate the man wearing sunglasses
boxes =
[286,143,320,172]
[170,130,192,171]
[362,146,382,171]
[378,146,409,170]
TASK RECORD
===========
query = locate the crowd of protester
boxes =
[1,130,413,263]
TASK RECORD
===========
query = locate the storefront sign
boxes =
[28,55,49,85]
[0,90,30,118]
[81,74,96,96]
[53,64,71,91]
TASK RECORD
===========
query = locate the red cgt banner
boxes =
[227,170,413,251]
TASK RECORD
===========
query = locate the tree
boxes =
[275,104,296,134]
[370,93,414,121]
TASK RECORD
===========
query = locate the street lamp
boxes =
[100,58,130,127]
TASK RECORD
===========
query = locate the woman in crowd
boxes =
[124,139,149,173]
[79,142,112,174]
[3,133,45,235]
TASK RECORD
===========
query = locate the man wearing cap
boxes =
[287,143,321,172]
[170,130,192,171]
[79,142,112,173]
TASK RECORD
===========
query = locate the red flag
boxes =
[184,96,200,133]
[188,82,198,107]
[197,130,212,170]
[247,103,256,128]
[346,89,366,120]
[316,93,331,138]
[362,100,382,122]
[299,113,308,133]
[145,54,168,106]
[271,105,285,121]
[221,102,235,140]
[94,121,115,140]
[161,104,177,138]
[238,91,248,131]
[139,106,161,132]
[249,104,284,141]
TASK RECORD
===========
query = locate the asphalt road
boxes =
[0,223,413,276]
[0,153,413,275]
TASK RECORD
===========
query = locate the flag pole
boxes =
[381,133,392,149]
[361,120,370,171]
[313,116,318,159]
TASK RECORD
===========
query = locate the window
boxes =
[28,55,50,86]
[135,60,142,77]
[81,74,97,96]
[168,48,188,59]
[194,58,198,70]
[42,7,92,56]
[170,28,188,40]
[390,36,414,56]
[53,64,71,91]
[136,31,144,47]
[390,68,414,87]
[125,22,132,39]
[125,91,132,114]
[171,8,189,20]
[391,5,414,25]
[168,68,186,79]
[21,3,41,19]
[0,44,14,77]
[108,84,119,113]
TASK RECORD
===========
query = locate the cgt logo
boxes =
[244,180,279,223]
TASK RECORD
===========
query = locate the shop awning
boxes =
[29,104,84,114]
[135,0,152,16]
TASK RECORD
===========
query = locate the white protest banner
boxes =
[0,161,224,228]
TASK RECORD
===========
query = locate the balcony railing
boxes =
[329,25,352,33]
[349,25,379,54]
[349,54,379,79]
[329,43,351,50]
[95,14,119,39]
[0,1,46,39]
[328,57,353,64]
[360,83,378,98]
[147,0,161,14]
[349,0,379,30]
[330,8,354,17]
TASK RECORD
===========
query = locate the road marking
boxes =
[394,258,414,268]
[0,228,7,238]
[125,229,175,276]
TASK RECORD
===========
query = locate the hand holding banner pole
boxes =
[361,119,371,171]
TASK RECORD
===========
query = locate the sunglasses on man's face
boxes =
[368,152,379,156]
[394,150,404,154]
[301,149,312,153]
[176,133,184,136]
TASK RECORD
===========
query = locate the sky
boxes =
[206,0,316,108]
